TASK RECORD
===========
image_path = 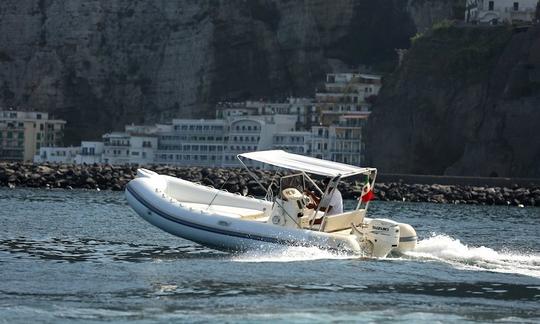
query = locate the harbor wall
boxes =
[1,163,539,207]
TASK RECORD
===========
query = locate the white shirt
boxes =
[326,189,343,216]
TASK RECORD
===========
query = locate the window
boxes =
[513,2,518,10]
[488,1,494,10]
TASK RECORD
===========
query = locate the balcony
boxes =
[104,142,130,147]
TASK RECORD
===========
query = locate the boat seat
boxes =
[322,209,366,233]
[181,202,266,220]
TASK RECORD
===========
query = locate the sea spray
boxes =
[232,245,355,263]
[403,234,540,278]
[232,234,540,278]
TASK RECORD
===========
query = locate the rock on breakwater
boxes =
[0,163,538,207]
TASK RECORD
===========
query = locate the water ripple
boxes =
[0,237,227,263]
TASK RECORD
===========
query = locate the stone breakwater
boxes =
[1,163,539,207]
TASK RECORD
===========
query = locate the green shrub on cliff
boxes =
[407,25,512,81]
[432,19,454,31]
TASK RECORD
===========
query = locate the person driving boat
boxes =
[304,178,343,216]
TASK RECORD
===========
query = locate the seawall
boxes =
[0,163,538,207]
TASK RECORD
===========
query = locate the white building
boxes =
[156,119,227,166]
[310,115,368,166]
[153,114,298,167]
[75,141,104,164]
[315,73,380,126]
[102,132,158,165]
[272,131,311,155]
[102,132,131,165]
[465,0,538,23]
[34,146,79,164]
[127,135,158,165]
[216,97,315,130]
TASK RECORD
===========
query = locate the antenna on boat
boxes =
[236,154,269,198]
[206,173,232,210]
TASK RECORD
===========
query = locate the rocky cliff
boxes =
[0,0,458,143]
[367,24,540,178]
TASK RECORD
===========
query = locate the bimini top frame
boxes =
[238,150,375,178]
[237,150,377,219]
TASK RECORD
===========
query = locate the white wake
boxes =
[232,235,540,278]
[232,245,354,263]
[402,234,540,278]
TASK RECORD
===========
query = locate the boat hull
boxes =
[125,176,361,253]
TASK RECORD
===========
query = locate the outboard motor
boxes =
[353,219,400,258]
[396,223,417,252]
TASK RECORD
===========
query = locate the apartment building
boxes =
[315,73,380,126]
[155,119,227,166]
[465,0,538,23]
[0,110,66,162]
[34,146,80,164]
[310,115,368,166]
[75,141,104,164]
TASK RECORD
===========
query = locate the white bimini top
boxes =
[238,150,375,178]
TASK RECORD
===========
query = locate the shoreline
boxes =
[1,163,538,207]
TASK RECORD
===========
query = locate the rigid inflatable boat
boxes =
[125,150,417,257]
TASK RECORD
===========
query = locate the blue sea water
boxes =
[0,187,539,323]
